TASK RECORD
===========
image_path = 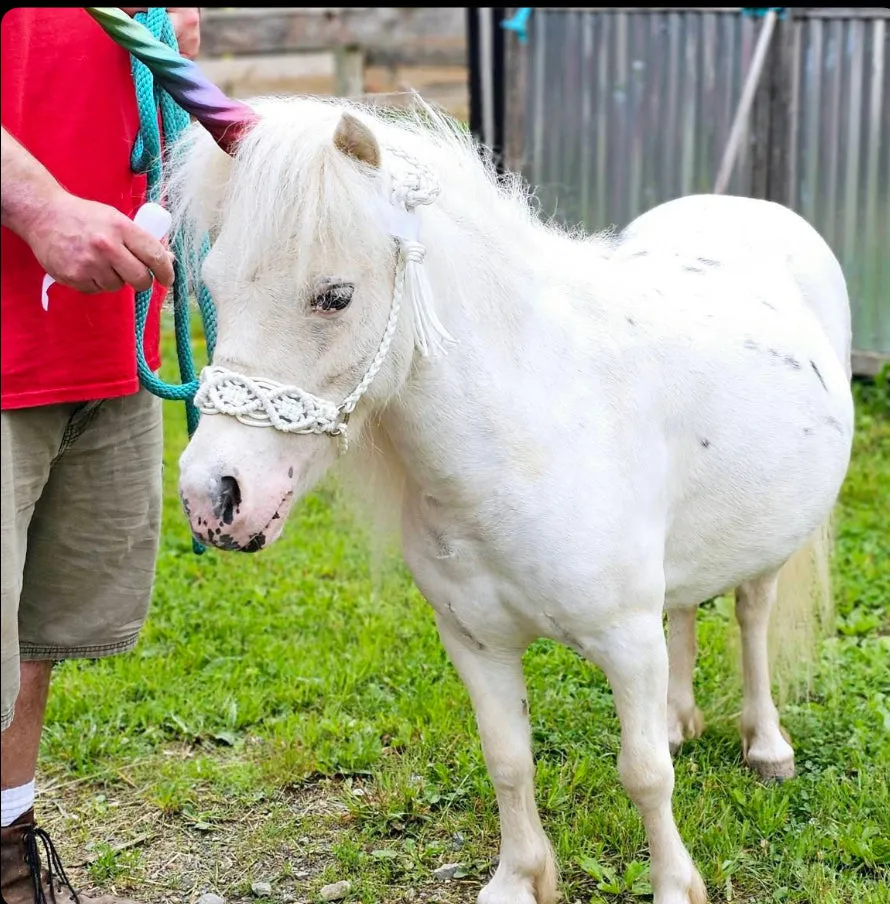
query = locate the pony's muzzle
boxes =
[179,451,294,554]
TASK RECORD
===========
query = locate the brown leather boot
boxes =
[1,809,138,904]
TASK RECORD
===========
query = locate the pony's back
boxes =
[620,194,852,379]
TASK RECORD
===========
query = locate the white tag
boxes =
[134,201,173,240]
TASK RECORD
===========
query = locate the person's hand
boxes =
[120,8,201,59]
[23,188,175,294]
[165,8,201,59]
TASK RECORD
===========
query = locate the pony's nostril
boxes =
[214,475,242,525]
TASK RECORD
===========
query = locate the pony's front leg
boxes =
[591,611,707,904]
[434,615,558,904]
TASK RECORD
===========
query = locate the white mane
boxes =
[166,95,609,321]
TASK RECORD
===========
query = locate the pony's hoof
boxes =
[478,881,539,904]
[746,755,796,782]
[652,864,708,904]
[690,868,709,904]
[668,706,704,756]
[742,724,795,781]
[478,853,559,904]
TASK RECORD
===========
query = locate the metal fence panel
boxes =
[522,7,889,367]
[795,14,889,358]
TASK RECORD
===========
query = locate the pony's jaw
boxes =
[177,415,334,553]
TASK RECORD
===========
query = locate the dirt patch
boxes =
[36,765,481,904]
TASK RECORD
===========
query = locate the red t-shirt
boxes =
[1,8,164,410]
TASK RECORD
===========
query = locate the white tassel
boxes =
[382,186,455,358]
[400,239,455,357]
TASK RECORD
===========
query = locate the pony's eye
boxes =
[311,282,354,313]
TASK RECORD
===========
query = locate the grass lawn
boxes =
[39,330,889,904]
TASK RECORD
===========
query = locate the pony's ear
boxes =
[333,112,381,169]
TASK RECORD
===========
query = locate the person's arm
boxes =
[1,127,174,294]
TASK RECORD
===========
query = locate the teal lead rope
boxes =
[129,9,218,552]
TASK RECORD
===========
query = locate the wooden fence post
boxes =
[335,45,365,98]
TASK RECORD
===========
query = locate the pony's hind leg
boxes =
[735,571,796,781]
[666,605,705,755]
[434,615,558,904]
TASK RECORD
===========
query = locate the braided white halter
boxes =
[193,147,451,453]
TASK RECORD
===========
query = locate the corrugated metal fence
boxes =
[518,7,889,373]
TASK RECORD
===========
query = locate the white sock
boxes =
[1,780,35,827]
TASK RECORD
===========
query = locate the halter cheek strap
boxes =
[192,148,451,454]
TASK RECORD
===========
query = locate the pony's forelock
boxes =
[165,94,545,298]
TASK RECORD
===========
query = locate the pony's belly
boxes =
[661,411,851,607]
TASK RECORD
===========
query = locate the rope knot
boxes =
[381,146,453,359]
[401,239,427,265]
[387,147,440,212]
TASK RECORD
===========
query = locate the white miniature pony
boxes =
[171,97,853,904]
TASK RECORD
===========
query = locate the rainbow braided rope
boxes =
[84,7,258,153]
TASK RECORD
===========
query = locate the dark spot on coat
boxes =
[543,613,585,655]
[447,601,486,651]
[179,492,192,517]
[433,529,455,559]
[765,348,800,369]
[215,533,243,551]
[271,512,280,520]
[288,466,294,479]
[744,339,760,351]
[803,427,813,435]
[824,415,844,434]
[811,360,828,392]
[239,532,266,553]
[213,531,266,553]
[700,438,711,448]
[626,316,636,326]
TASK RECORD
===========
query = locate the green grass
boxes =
[39,331,889,904]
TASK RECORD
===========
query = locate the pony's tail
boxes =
[768,516,836,704]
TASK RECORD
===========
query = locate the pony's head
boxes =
[172,97,456,552]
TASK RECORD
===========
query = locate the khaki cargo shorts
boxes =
[1,389,163,731]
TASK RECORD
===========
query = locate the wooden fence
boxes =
[197,7,469,119]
